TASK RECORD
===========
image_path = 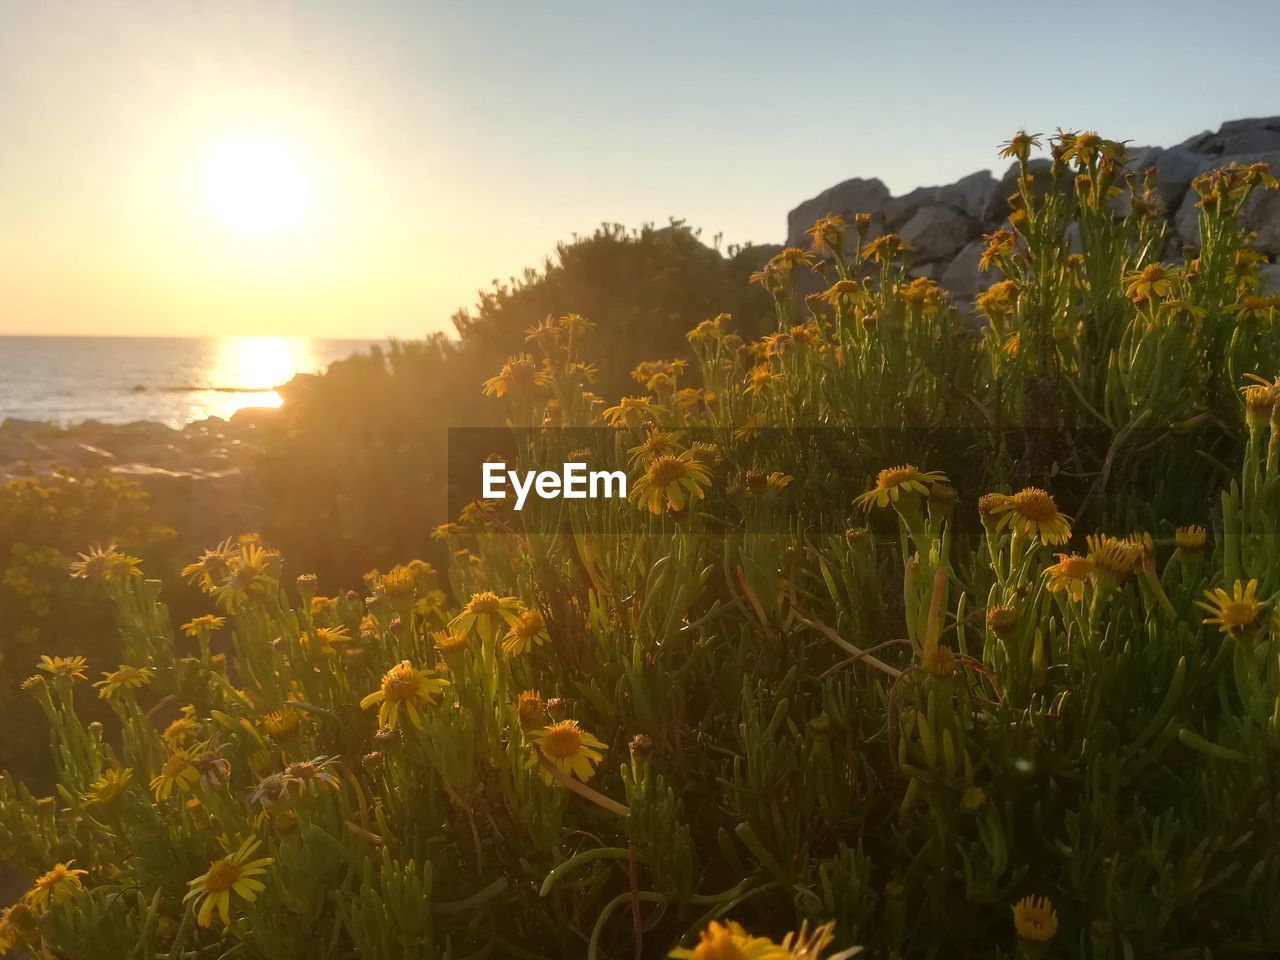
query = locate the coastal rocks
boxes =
[0,416,269,546]
[782,116,1280,304]
[900,205,979,263]
[786,177,890,246]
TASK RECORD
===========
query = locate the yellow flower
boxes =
[744,364,784,395]
[150,746,201,801]
[503,609,550,656]
[669,920,789,960]
[1175,525,1208,553]
[184,837,272,927]
[998,130,1041,162]
[1043,554,1093,602]
[181,615,226,638]
[262,708,303,743]
[93,665,154,700]
[602,396,667,428]
[360,661,449,729]
[83,767,133,806]
[630,453,711,516]
[1085,534,1139,588]
[1123,263,1175,303]
[37,655,88,682]
[854,465,947,510]
[304,625,351,655]
[163,712,201,746]
[68,542,142,582]
[805,214,848,255]
[529,720,607,784]
[860,233,911,264]
[215,543,277,612]
[25,862,88,910]
[1012,894,1058,943]
[482,354,550,398]
[450,591,525,642]
[1198,579,1267,637]
[687,314,727,345]
[628,427,685,466]
[988,487,1072,545]
[0,901,40,952]
[181,538,238,592]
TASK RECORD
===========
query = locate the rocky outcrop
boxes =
[783,116,1280,303]
[0,415,270,544]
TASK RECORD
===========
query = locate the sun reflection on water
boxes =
[202,336,317,421]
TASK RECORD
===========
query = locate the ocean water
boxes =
[0,336,379,428]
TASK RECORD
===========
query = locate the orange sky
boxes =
[3,1,1278,339]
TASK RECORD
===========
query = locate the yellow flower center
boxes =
[876,465,919,489]
[161,754,190,777]
[541,723,583,759]
[204,859,241,895]
[1219,601,1258,630]
[1010,488,1058,521]
[647,456,690,486]
[512,612,544,639]
[467,592,502,615]
[1059,556,1092,579]
[383,665,424,703]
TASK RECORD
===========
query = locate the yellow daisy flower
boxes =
[601,396,667,429]
[669,920,789,960]
[359,661,449,730]
[1198,579,1267,637]
[93,665,154,700]
[502,609,550,656]
[630,453,711,516]
[449,591,525,642]
[854,465,947,510]
[83,767,133,806]
[150,746,201,801]
[68,542,142,583]
[181,615,226,638]
[481,354,550,398]
[1012,894,1058,943]
[988,487,1072,545]
[36,655,88,682]
[184,837,272,927]
[25,862,88,910]
[529,720,606,785]
[1043,554,1092,602]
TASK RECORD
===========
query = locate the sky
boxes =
[2,0,1279,339]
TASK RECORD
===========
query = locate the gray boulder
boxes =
[900,205,980,263]
[939,238,1001,300]
[786,177,890,246]
[1259,263,1280,296]
[935,170,999,221]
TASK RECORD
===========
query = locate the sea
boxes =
[0,336,380,429]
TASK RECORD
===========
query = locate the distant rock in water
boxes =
[781,116,1280,301]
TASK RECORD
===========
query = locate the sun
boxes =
[204,138,312,235]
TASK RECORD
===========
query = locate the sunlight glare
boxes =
[204,336,317,419]
[204,139,312,235]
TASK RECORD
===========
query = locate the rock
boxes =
[1152,146,1204,211]
[786,177,890,246]
[1180,128,1219,154]
[939,238,1000,300]
[934,171,999,221]
[881,187,934,230]
[1259,263,1280,296]
[899,205,979,263]
[1219,117,1280,155]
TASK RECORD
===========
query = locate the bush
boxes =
[2,132,1279,958]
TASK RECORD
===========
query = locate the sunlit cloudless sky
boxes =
[2,0,1279,338]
